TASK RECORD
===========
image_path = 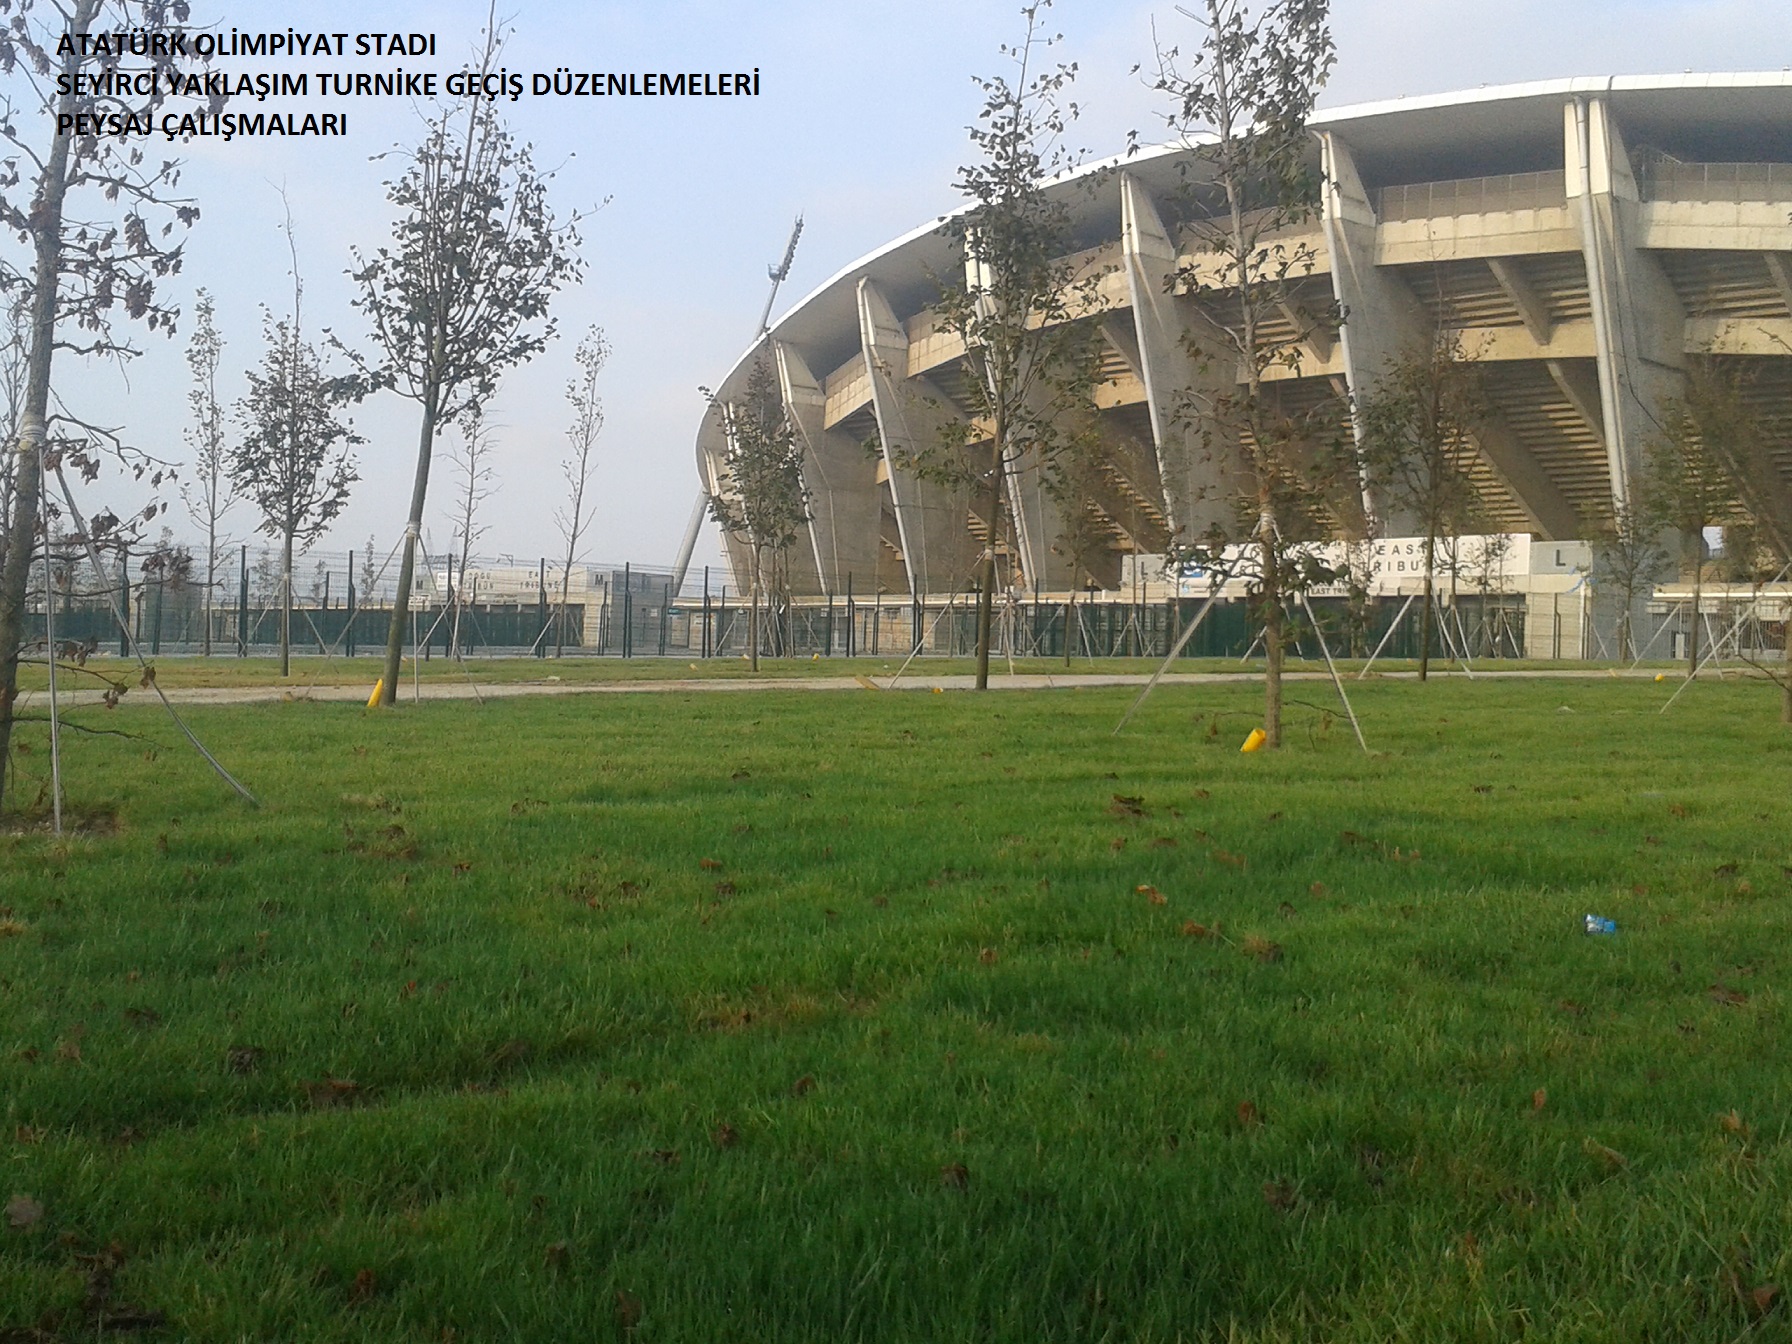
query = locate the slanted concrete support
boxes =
[1568,96,1686,513]
[1487,257,1554,346]
[695,410,752,593]
[1473,405,1582,540]
[775,341,883,595]
[857,278,979,597]
[1763,253,1792,315]
[1119,172,1247,541]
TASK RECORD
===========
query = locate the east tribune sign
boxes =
[1130,535,1592,599]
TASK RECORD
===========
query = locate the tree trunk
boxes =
[1260,529,1282,747]
[556,555,572,658]
[1783,610,1791,725]
[202,519,216,657]
[0,9,85,810]
[1687,550,1702,680]
[279,530,294,677]
[1419,534,1435,682]
[974,454,1003,692]
[1063,585,1075,668]
[748,549,761,673]
[380,383,441,705]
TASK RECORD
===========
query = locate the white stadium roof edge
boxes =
[694,73,1792,600]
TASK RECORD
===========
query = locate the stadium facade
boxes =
[695,75,1792,608]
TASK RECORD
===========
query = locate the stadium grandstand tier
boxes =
[696,75,1792,602]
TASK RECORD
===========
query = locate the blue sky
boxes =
[39,0,1782,574]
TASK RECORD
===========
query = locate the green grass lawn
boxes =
[3,678,1791,1341]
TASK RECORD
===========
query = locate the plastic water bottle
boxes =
[1583,914,1617,935]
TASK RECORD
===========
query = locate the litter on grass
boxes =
[1583,914,1617,935]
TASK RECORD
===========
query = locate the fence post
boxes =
[537,558,547,659]
[660,581,670,656]
[702,566,711,658]
[237,544,248,656]
[621,562,631,658]
[718,585,727,656]
[845,572,854,658]
[346,549,356,657]
[117,544,130,656]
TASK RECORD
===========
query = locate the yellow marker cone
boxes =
[1241,727,1267,753]
[1654,673,1667,682]
[366,678,384,708]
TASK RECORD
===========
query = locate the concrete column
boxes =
[857,278,979,597]
[1319,131,1429,534]
[1119,171,1247,542]
[1567,95,1685,513]
[775,340,883,595]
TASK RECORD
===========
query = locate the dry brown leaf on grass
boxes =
[978,947,999,964]
[1709,984,1750,1007]
[614,1289,644,1332]
[5,1194,43,1230]
[1181,920,1220,940]
[1241,936,1283,964]
[1108,794,1147,818]
[1262,1180,1296,1212]
[711,1122,740,1149]
[1237,1101,1263,1128]
[1583,1137,1628,1170]
[699,858,723,871]
[790,1075,816,1097]
[1137,884,1167,906]
[1531,1088,1547,1113]
[940,1162,969,1190]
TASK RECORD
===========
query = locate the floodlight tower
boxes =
[672,215,804,596]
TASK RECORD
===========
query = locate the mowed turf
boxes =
[2,677,1791,1341]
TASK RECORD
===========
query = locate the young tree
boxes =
[181,289,234,655]
[1355,331,1488,680]
[553,327,607,657]
[443,403,495,655]
[0,0,207,810]
[1147,0,1343,746]
[1590,500,1666,662]
[1042,420,1111,666]
[345,16,583,706]
[706,358,808,673]
[1638,361,1745,680]
[230,216,359,676]
[935,0,1106,691]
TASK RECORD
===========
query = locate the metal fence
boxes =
[23,536,1543,665]
[1375,170,1567,223]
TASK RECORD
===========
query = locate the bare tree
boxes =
[344,12,584,706]
[446,403,495,654]
[933,0,1106,690]
[1355,330,1489,680]
[0,0,210,810]
[229,212,359,677]
[553,326,607,657]
[1147,0,1344,746]
[180,289,234,655]
[706,359,808,672]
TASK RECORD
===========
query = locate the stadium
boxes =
[694,74,1792,659]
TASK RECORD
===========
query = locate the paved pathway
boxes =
[18,665,1687,710]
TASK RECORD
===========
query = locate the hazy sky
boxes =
[33,0,1782,576]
